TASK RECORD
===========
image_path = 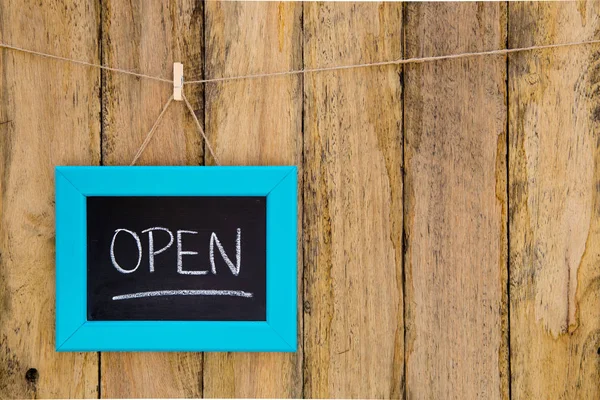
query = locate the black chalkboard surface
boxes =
[86,196,266,321]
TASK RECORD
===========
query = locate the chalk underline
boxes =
[112,290,253,301]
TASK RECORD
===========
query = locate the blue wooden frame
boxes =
[55,166,297,352]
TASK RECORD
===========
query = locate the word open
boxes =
[109,227,242,276]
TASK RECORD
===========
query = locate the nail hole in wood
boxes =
[25,368,39,383]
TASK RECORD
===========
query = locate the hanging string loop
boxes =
[130,92,220,166]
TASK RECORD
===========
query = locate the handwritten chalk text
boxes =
[110,227,242,276]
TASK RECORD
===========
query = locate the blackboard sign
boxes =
[56,166,296,352]
[87,196,267,321]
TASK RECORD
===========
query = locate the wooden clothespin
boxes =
[173,62,183,101]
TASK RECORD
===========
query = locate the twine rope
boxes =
[129,95,174,165]
[185,39,600,85]
[0,42,172,83]
[129,93,221,166]
[3,39,600,86]
[182,93,220,166]
[2,38,600,163]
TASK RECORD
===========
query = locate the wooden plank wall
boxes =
[1,1,599,399]
[508,2,600,399]
[0,1,100,398]
[404,3,509,399]
[303,3,403,398]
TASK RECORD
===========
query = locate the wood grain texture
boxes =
[2,2,600,398]
[101,0,204,166]
[509,2,600,399]
[100,1,203,397]
[403,3,508,399]
[0,1,100,398]
[303,3,404,398]
[202,2,303,398]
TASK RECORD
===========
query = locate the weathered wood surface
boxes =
[202,2,303,397]
[2,1,600,398]
[100,0,203,397]
[303,3,404,398]
[0,0,100,398]
[508,2,600,399]
[403,3,509,399]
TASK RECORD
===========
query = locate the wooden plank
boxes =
[202,2,303,397]
[101,0,204,166]
[403,3,508,399]
[508,2,600,398]
[303,3,404,398]
[100,1,203,397]
[0,1,100,398]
